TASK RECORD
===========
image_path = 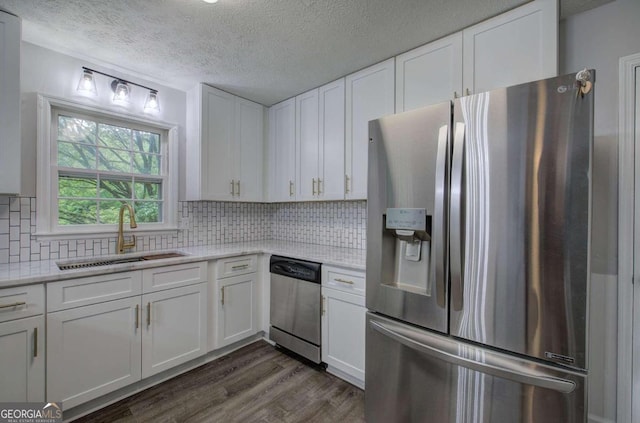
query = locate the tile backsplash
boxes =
[0,196,367,264]
[271,201,366,249]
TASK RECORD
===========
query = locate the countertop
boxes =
[0,240,366,288]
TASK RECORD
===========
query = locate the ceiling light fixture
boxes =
[203,0,219,3]
[76,69,97,96]
[76,67,160,112]
[112,80,130,104]
[144,90,160,113]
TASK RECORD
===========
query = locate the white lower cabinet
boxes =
[321,264,366,389]
[0,315,45,401]
[142,283,208,378]
[46,264,208,409]
[321,287,366,387]
[47,297,142,408]
[216,273,257,348]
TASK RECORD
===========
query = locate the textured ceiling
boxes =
[0,0,612,106]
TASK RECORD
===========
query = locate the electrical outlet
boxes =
[178,217,191,229]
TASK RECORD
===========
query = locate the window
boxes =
[37,96,178,236]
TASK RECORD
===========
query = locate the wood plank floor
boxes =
[73,341,365,423]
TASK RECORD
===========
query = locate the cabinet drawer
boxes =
[0,284,44,323]
[323,266,365,296]
[143,262,207,293]
[216,255,257,279]
[47,272,142,312]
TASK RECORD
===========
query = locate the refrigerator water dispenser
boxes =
[384,208,432,296]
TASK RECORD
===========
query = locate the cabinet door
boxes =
[345,58,395,200]
[395,33,462,112]
[201,85,236,200]
[142,283,207,379]
[47,297,142,408]
[236,98,265,202]
[462,0,558,94]
[217,273,257,348]
[269,98,297,201]
[0,315,44,402]
[319,78,346,200]
[321,288,366,386]
[0,11,20,195]
[296,89,320,201]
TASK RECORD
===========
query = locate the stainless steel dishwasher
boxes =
[269,255,322,363]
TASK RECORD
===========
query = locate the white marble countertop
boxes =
[0,240,366,288]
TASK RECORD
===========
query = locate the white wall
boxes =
[560,0,640,421]
[18,42,188,197]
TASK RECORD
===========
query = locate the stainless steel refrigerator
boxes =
[365,71,594,423]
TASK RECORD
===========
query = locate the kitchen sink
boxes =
[57,251,188,271]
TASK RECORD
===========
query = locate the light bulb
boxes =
[77,69,97,96]
[144,90,160,113]
[112,80,130,104]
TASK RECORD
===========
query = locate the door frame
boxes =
[618,51,640,423]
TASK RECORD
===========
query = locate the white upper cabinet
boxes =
[345,59,395,200]
[268,98,296,202]
[318,79,346,201]
[462,0,558,94]
[235,98,265,201]
[395,0,557,111]
[396,33,463,113]
[295,78,346,201]
[0,11,21,195]
[296,88,320,201]
[186,84,264,202]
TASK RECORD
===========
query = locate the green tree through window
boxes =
[56,112,165,226]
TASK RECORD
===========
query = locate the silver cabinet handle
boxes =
[289,180,294,197]
[236,180,240,196]
[454,91,459,99]
[335,278,354,285]
[317,178,322,194]
[33,327,38,358]
[312,178,317,195]
[147,302,151,327]
[345,175,350,194]
[135,304,140,329]
[450,122,465,311]
[230,180,235,196]
[434,125,449,308]
[465,88,471,96]
[0,301,26,309]
[370,320,576,394]
[221,286,225,306]
[321,295,326,316]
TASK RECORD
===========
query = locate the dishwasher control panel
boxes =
[269,256,321,284]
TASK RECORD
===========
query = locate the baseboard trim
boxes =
[63,333,264,422]
[325,365,364,390]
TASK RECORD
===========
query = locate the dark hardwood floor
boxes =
[73,340,365,423]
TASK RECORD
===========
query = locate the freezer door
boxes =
[367,101,451,333]
[449,72,593,369]
[365,313,587,423]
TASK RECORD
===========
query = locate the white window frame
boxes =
[36,94,178,238]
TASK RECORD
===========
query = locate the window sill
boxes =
[34,227,181,242]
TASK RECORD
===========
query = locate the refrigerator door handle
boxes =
[450,122,465,311]
[370,320,577,394]
[433,125,448,308]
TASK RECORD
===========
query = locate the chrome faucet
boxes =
[117,204,137,254]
